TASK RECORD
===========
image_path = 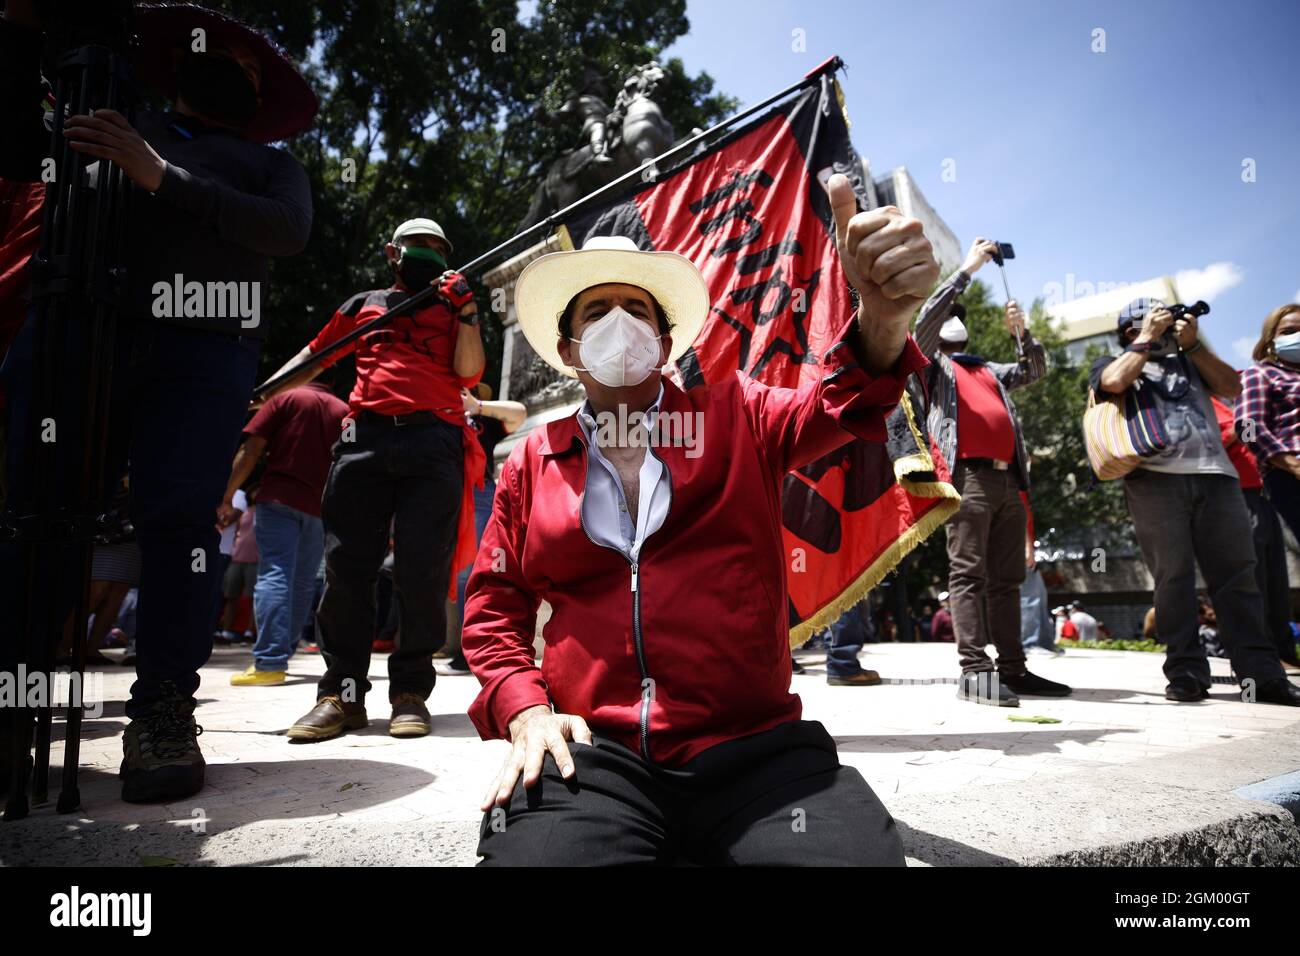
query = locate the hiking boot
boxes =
[120,683,205,803]
[389,693,431,738]
[287,695,368,741]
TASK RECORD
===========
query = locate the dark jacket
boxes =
[0,18,312,338]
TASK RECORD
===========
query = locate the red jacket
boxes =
[462,328,927,766]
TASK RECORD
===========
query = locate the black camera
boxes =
[1162,301,1210,319]
[989,241,1015,266]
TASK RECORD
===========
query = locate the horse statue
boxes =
[518,62,676,232]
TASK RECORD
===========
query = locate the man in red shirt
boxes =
[913,238,1070,706]
[262,217,485,739]
[217,371,350,684]
[463,175,935,865]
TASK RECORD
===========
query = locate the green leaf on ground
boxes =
[1008,715,1062,724]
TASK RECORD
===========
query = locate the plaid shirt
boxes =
[1235,360,1300,471]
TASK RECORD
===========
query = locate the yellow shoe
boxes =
[231,666,286,686]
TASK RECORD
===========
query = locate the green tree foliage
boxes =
[206,0,737,392]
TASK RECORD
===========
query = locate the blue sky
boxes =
[657,0,1299,362]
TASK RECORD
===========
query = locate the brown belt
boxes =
[961,457,1011,471]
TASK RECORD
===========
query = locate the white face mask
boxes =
[939,316,968,347]
[571,305,664,388]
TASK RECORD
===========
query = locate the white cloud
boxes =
[1231,336,1256,363]
[1173,261,1244,303]
[1294,288,1300,304]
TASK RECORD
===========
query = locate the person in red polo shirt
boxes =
[913,238,1070,707]
[217,369,350,684]
[262,217,485,740]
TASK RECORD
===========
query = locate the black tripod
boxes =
[3,28,137,820]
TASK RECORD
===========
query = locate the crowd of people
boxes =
[1,2,1297,866]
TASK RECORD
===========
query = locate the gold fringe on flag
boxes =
[789,391,960,647]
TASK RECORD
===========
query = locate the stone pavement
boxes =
[2,642,1298,866]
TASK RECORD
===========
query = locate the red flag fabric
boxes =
[560,74,958,645]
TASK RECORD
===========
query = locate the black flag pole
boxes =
[251,56,847,401]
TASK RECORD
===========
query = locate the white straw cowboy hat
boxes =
[515,235,709,379]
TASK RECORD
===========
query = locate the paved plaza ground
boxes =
[2,642,1298,866]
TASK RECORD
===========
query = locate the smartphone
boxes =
[993,241,1015,264]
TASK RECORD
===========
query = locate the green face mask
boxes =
[395,244,448,289]
[400,245,448,268]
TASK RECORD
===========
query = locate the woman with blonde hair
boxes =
[1236,303,1300,544]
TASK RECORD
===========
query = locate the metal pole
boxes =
[252,57,846,400]
[998,262,1024,353]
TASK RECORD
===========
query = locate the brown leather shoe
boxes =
[389,693,431,738]
[286,696,368,741]
[826,669,882,686]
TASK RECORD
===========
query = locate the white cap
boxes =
[391,217,452,252]
[939,316,968,344]
[937,591,950,602]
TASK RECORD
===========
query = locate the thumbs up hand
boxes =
[827,173,938,338]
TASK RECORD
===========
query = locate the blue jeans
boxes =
[252,501,325,671]
[456,479,497,619]
[1019,567,1057,651]
[826,598,872,677]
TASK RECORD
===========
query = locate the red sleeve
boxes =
[244,391,284,440]
[462,452,551,740]
[306,295,366,368]
[737,314,928,476]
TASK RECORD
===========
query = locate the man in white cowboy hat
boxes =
[260,216,486,744]
[462,174,937,865]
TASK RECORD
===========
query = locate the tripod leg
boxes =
[31,705,51,805]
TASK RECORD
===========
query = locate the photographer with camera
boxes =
[1,1,316,803]
[1090,298,1298,706]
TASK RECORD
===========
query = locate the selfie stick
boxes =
[995,260,1024,354]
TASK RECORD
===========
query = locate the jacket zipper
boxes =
[575,431,673,763]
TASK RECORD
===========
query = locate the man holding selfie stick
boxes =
[914,238,1069,707]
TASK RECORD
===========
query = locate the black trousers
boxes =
[315,415,462,704]
[477,720,905,866]
[1243,487,1294,661]
[1,315,257,718]
[1124,471,1284,688]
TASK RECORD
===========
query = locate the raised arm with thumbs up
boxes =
[826,173,939,376]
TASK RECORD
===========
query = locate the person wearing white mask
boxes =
[912,237,1064,707]
[461,176,938,865]
[1238,303,1300,546]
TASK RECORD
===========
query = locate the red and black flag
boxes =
[558,67,959,645]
